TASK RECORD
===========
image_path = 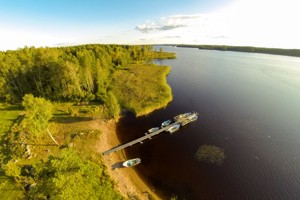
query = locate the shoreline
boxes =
[96,120,160,200]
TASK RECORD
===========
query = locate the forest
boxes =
[0,44,175,199]
[177,44,300,57]
[0,45,175,102]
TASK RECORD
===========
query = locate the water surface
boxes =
[116,47,300,199]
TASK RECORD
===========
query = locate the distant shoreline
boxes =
[165,44,300,57]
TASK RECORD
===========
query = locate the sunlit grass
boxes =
[111,64,172,116]
[0,103,22,137]
[0,103,24,199]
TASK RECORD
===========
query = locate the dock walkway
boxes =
[102,122,180,155]
[102,111,198,156]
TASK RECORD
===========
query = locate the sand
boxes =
[96,120,160,200]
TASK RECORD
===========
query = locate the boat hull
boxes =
[122,158,141,167]
[161,120,172,127]
[167,124,181,133]
[148,127,160,133]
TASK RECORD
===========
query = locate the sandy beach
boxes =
[96,120,160,200]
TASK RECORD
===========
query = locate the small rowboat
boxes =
[161,119,172,127]
[166,124,181,133]
[148,127,160,133]
[122,158,141,167]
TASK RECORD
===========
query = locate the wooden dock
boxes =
[102,122,180,155]
[102,112,198,156]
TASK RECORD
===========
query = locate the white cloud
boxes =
[134,0,300,48]
[205,0,300,48]
[135,14,208,33]
[1,0,300,50]
[0,25,82,50]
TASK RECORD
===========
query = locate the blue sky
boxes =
[0,0,299,50]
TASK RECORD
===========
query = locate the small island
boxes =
[0,45,175,199]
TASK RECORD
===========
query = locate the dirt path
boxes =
[96,120,159,200]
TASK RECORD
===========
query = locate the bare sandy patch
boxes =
[96,120,159,200]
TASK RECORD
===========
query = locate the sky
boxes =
[0,0,299,50]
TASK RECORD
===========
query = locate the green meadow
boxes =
[112,64,172,116]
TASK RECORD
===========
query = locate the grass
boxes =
[25,102,107,163]
[0,102,22,161]
[146,51,176,60]
[0,102,24,200]
[0,102,116,199]
[0,102,107,164]
[0,178,25,200]
[49,103,103,161]
[0,103,22,138]
[111,64,173,116]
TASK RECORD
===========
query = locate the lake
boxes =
[116,47,300,199]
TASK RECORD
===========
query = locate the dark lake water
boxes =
[116,47,300,199]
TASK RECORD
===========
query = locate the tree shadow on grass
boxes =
[11,142,58,147]
[0,104,22,111]
[51,116,94,124]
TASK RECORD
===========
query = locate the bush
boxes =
[22,94,53,135]
[105,92,120,119]
[3,160,21,178]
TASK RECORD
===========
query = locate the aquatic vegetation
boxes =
[111,64,172,116]
[195,145,225,166]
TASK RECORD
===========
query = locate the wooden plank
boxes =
[102,114,197,156]
[102,123,179,155]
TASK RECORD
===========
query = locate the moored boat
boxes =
[174,112,191,121]
[174,114,184,121]
[188,113,198,121]
[148,127,160,133]
[122,158,141,167]
[174,111,198,121]
[166,124,181,133]
[161,119,172,127]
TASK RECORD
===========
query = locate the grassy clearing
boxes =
[0,103,22,138]
[111,64,172,116]
[0,101,109,164]
[0,102,24,199]
[146,51,176,60]
[31,102,109,162]
[0,178,25,200]
[0,102,22,161]
[0,102,121,199]
[49,103,104,161]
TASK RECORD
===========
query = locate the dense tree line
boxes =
[0,44,156,102]
[177,44,300,57]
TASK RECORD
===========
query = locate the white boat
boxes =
[174,112,199,121]
[161,119,172,127]
[166,124,181,133]
[188,113,198,121]
[174,112,191,121]
[148,127,160,133]
[122,158,141,167]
